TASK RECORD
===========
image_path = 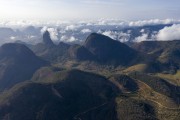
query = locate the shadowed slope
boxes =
[0,43,48,91]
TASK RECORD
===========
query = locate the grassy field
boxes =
[156,70,180,85]
[122,64,147,73]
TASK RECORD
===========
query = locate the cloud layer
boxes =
[1,19,180,45]
[135,34,148,42]
[156,24,180,41]
[1,19,180,28]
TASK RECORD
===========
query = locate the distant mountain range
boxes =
[0,31,180,120]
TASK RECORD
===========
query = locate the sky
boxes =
[0,0,180,21]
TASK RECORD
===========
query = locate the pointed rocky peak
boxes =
[43,31,54,46]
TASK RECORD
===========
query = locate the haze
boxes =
[0,0,180,21]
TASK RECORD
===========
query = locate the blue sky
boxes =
[0,0,180,21]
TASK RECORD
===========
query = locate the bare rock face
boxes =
[43,31,54,46]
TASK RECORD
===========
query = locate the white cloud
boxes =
[40,26,48,34]
[93,19,127,26]
[1,19,180,28]
[2,19,180,45]
[101,31,117,40]
[28,35,36,39]
[60,35,77,42]
[118,32,130,42]
[60,35,68,41]
[140,29,145,33]
[80,19,180,27]
[65,25,79,31]
[156,24,180,41]
[81,29,92,33]
[129,19,180,27]
[69,36,77,42]
[135,34,148,42]
[47,28,59,41]
[100,30,130,42]
[59,29,66,34]
[10,36,16,40]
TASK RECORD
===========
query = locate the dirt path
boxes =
[51,85,63,99]
[73,102,108,120]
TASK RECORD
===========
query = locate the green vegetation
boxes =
[0,32,180,119]
[116,97,157,120]
[156,70,180,85]
[0,69,119,120]
[129,72,180,103]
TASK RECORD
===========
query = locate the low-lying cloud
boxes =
[60,35,77,42]
[1,19,180,45]
[1,19,180,28]
[81,29,92,33]
[65,25,80,31]
[156,24,180,41]
[129,19,180,27]
[99,30,130,42]
[135,34,149,42]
